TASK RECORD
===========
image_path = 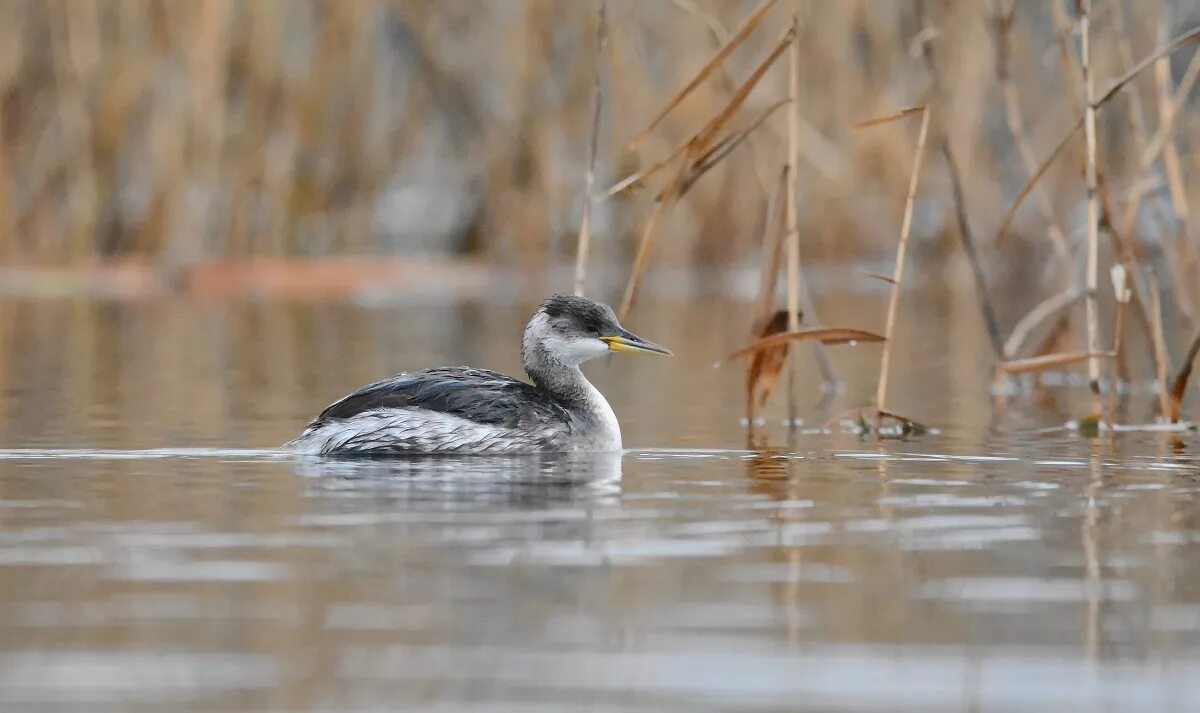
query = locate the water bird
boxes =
[288,294,671,455]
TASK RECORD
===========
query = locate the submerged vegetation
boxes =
[2,1,1200,432]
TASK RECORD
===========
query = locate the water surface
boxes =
[0,295,1197,711]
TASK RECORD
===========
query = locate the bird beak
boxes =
[600,329,673,356]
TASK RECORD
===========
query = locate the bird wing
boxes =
[309,367,568,429]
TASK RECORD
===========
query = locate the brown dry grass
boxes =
[0,0,1186,275]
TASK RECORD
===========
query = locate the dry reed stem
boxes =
[942,137,1006,361]
[1051,1,1084,106]
[1145,47,1200,168]
[990,0,1073,273]
[875,106,931,431]
[1054,18,1169,369]
[916,2,1005,361]
[1000,351,1111,375]
[1169,331,1200,422]
[618,188,673,320]
[852,106,924,129]
[573,0,607,298]
[861,270,896,285]
[667,1,773,201]
[1153,32,1200,322]
[784,13,802,424]
[678,99,790,197]
[747,169,788,423]
[1104,22,1200,324]
[722,327,886,363]
[1004,286,1085,359]
[752,167,789,330]
[693,28,793,157]
[782,14,837,392]
[1107,265,1131,425]
[628,0,779,149]
[1115,44,1200,239]
[617,27,792,320]
[1147,270,1173,420]
[995,22,1200,245]
[1080,0,1102,407]
[600,146,686,200]
[602,27,791,202]
[1096,172,1164,376]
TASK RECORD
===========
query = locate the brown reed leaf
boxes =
[721,327,885,365]
[852,105,925,129]
[751,167,789,330]
[1004,287,1085,360]
[602,38,790,202]
[1169,331,1200,422]
[678,99,790,198]
[600,147,686,200]
[876,409,928,436]
[746,310,794,414]
[861,270,897,285]
[688,27,793,157]
[618,186,677,320]
[1000,351,1111,374]
[628,0,780,149]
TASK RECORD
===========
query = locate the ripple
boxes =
[919,577,1139,602]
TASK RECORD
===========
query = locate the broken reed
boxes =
[874,106,931,432]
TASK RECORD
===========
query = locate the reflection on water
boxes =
[0,296,1198,711]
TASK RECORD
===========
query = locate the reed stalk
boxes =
[1004,287,1085,360]
[1153,22,1200,320]
[990,0,1073,275]
[1147,270,1173,421]
[1107,265,1130,426]
[875,106,932,432]
[1080,0,1102,412]
[573,0,607,298]
[784,14,802,425]
[918,0,1004,362]
[628,0,779,149]
[1170,332,1200,422]
[942,137,1006,362]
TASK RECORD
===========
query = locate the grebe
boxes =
[287,295,670,455]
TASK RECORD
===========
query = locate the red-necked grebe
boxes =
[287,294,671,455]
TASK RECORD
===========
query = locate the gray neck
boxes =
[522,338,591,407]
[521,312,599,410]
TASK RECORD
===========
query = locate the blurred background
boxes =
[3,6,1200,710]
[0,0,1198,305]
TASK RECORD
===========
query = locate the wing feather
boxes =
[310,367,568,429]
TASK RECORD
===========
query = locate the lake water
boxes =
[0,293,1197,712]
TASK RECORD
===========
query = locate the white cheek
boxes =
[546,334,609,365]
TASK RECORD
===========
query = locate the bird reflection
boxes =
[289,451,623,508]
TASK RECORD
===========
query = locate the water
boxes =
[0,295,1198,712]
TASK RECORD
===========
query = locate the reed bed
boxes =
[0,1,1183,269]
[3,1,1200,428]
